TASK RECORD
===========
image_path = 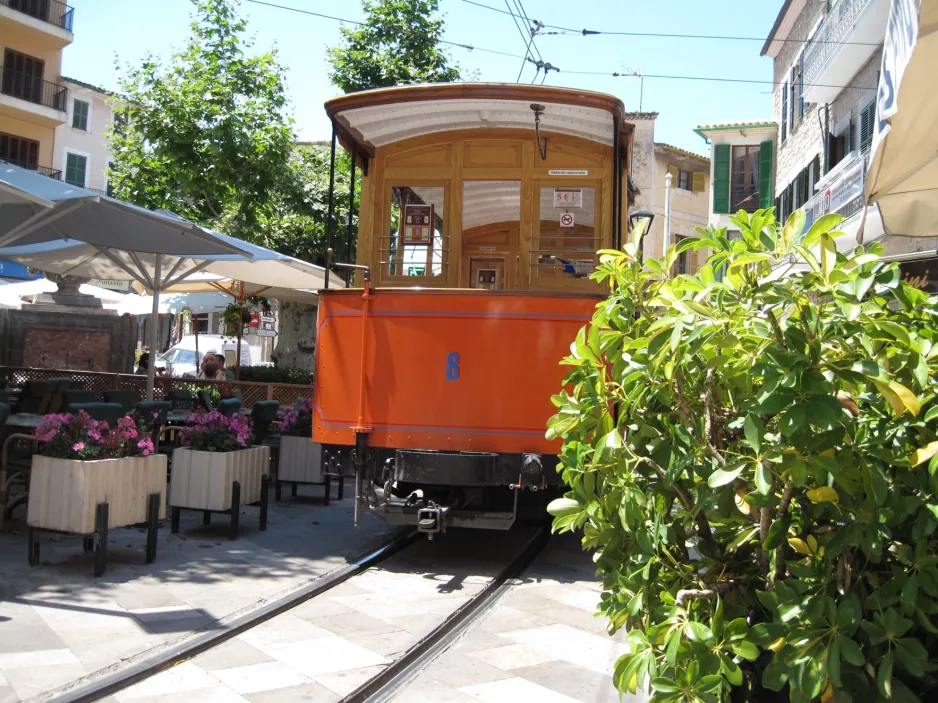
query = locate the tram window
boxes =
[386,186,446,278]
[533,186,599,283]
[462,181,520,289]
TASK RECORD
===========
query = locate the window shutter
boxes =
[713,144,730,214]
[692,171,705,193]
[798,52,805,119]
[758,141,773,209]
[668,164,679,182]
[781,83,788,141]
[860,102,875,156]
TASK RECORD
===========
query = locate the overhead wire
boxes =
[504,0,537,82]
[242,0,878,92]
[459,0,883,46]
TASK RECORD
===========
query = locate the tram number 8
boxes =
[446,352,460,381]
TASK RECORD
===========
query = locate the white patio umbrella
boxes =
[0,163,253,399]
[864,0,938,238]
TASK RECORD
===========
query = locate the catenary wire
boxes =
[459,0,883,46]
[243,0,878,91]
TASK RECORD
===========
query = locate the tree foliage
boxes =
[327,0,460,93]
[548,210,938,702]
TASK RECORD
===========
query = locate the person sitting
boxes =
[136,352,150,375]
[197,358,226,382]
[216,353,236,381]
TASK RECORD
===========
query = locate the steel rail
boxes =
[44,529,417,703]
[339,526,551,703]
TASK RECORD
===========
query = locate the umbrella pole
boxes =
[236,282,243,381]
[146,255,162,401]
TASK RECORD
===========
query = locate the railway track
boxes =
[46,525,550,703]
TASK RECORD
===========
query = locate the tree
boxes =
[548,211,938,702]
[109,0,356,370]
[328,0,461,93]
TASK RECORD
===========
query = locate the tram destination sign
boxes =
[548,169,588,176]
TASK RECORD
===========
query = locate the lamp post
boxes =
[664,171,673,256]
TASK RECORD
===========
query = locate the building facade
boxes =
[763,0,888,235]
[0,0,73,179]
[694,121,779,237]
[54,76,115,192]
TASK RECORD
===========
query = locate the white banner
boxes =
[873,0,920,158]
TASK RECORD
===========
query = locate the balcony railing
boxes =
[804,153,865,228]
[731,189,760,213]
[0,0,74,32]
[0,158,62,180]
[0,66,67,112]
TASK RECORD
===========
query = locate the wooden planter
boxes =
[275,436,343,505]
[27,454,167,576]
[169,446,270,539]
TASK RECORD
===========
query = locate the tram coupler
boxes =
[517,453,546,491]
[417,505,448,539]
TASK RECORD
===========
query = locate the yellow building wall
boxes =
[0,113,55,167]
[0,23,64,80]
[648,150,711,271]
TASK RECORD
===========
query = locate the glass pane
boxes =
[748,149,760,190]
[386,186,445,278]
[462,181,520,290]
[535,186,597,282]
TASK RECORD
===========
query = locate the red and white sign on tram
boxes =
[553,188,583,208]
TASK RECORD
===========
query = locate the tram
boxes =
[314,84,638,535]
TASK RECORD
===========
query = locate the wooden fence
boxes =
[0,365,312,409]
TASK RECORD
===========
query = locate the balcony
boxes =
[804,153,865,228]
[0,0,74,47]
[803,0,890,103]
[731,189,760,213]
[0,66,68,126]
[0,158,62,180]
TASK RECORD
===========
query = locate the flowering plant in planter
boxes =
[179,410,254,451]
[35,411,155,460]
[278,397,313,437]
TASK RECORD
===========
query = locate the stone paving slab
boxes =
[106,527,540,703]
[0,485,398,703]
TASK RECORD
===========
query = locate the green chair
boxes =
[134,401,172,455]
[46,378,73,414]
[14,380,54,415]
[250,401,280,444]
[104,390,137,413]
[63,389,99,406]
[65,403,125,427]
[218,398,242,418]
[197,389,213,411]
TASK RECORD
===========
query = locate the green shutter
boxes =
[713,144,730,214]
[759,140,774,209]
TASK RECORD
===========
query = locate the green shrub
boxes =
[237,366,312,385]
[547,210,938,702]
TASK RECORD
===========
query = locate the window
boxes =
[673,235,691,276]
[64,151,87,187]
[192,314,210,334]
[797,53,805,120]
[781,82,788,141]
[385,186,445,279]
[72,99,89,130]
[860,101,876,159]
[106,161,116,197]
[2,49,44,104]
[535,185,598,283]
[789,67,797,128]
[678,170,691,190]
[0,132,39,169]
[731,145,761,212]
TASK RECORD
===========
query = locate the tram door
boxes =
[461,181,520,289]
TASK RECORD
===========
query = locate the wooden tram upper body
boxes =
[313,84,635,533]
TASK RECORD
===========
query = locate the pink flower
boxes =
[72,442,85,452]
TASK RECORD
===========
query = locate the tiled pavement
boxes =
[0,485,399,703]
[82,530,645,703]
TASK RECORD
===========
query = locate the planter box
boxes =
[278,436,323,484]
[28,454,167,534]
[169,446,270,511]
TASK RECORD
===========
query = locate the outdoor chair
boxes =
[46,378,73,414]
[197,389,213,411]
[250,401,280,444]
[134,400,172,455]
[104,390,137,413]
[63,389,99,406]
[218,398,242,418]
[65,403,126,427]
[14,380,54,415]
[167,388,198,412]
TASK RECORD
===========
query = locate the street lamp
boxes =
[628,209,655,263]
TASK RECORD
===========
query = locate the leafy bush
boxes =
[238,366,312,385]
[179,410,253,452]
[547,210,938,702]
[36,411,155,459]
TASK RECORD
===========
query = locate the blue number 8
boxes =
[446,352,460,381]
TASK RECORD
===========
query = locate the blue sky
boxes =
[62,0,782,155]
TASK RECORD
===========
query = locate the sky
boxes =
[61,0,783,156]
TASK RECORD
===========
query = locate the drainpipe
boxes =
[663,172,673,255]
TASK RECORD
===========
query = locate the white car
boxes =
[159,335,254,377]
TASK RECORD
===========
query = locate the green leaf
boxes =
[650,677,680,693]
[779,404,806,437]
[877,650,894,698]
[684,620,714,644]
[744,413,763,454]
[721,653,743,685]
[754,461,772,495]
[547,498,581,517]
[764,517,790,549]
[708,466,744,488]
[731,640,759,661]
[839,635,864,666]
[802,212,844,247]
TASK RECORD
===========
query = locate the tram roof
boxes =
[324,83,629,156]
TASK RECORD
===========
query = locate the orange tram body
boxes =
[313,84,638,534]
